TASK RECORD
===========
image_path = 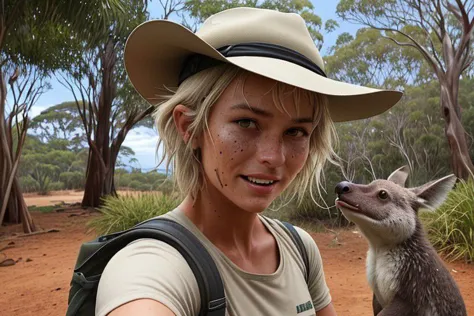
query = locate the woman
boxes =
[95,7,402,316]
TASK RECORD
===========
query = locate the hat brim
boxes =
[124,20,403,123]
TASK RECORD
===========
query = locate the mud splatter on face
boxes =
[214,168,224,188]
[197,72,315,213]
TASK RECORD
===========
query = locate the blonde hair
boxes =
[153,63,339,207]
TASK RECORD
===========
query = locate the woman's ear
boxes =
[173,104,196,146]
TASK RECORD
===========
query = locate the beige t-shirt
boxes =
[96,208,332,316]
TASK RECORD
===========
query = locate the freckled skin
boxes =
[196,73,315,214]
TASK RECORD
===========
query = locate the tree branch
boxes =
[375,26,444,75]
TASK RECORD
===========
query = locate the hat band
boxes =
[178,42,327,85]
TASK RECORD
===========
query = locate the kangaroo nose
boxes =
[335,181,352,195]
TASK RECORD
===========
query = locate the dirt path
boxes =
[1,209,473,315]
[23,190,153,207]
[23,191,85,207]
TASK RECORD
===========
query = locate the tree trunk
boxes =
[81,149,105,207]
[0,65,36,232]
[0,129,36,233]
[440,84,474,180]
[12,178,35,233]
[81,39,117,208]
[79,38,154,207]
[104,148,119,197]
[81,136,122,207]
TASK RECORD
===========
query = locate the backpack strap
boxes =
[138,219,226,315]
[280,221,310,284]
[68,218,226,316]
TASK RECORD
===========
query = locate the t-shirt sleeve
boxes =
[294,226,332,311]
[95,238,200,316]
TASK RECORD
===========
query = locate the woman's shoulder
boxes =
[95,213,201,316]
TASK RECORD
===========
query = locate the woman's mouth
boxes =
[241,176,276,186]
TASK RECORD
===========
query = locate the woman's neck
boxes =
[178,183,280,274]
[178,186,266,257]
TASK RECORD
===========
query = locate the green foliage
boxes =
[28,205,58,213]
[49,181,65,191]
[87,193,180,235]
[332,78,456,187]
[31,164,59,195]
[264,163,347,229]
[60,172,86,190]
[18,134,88,193]
[115,168,174,193]
[2,0,129,73]
[29,101,86,148]
[19,176,39,193]
[325,27,430,89]
[421,179,474,263]
[128,180,148,191]
[154,179,176,196]
[18,128,168,195]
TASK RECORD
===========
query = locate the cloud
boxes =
[122,127,169,170]
[123,127,159,154]
[30,104,53,119]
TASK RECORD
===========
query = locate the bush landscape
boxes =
[1,1,474,315]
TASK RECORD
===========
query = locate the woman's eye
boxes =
[236,119,256,129]
[286,128,308,137]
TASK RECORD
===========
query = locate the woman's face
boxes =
[198,73,316,213]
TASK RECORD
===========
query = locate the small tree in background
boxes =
[337,0,474,180]
[0,0,126,232]
[59,1,154,208]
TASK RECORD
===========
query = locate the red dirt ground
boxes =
[1,192,473,316]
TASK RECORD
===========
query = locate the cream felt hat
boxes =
[124,7,403,122]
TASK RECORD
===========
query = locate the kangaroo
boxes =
[334,166,467,316]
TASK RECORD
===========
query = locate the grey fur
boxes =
[335,168,467,316]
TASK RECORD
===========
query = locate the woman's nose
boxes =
[256,137,285,167]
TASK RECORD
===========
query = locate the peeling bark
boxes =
[440,83,474,179]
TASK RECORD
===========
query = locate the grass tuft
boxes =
[421,178,474,263]
[28,205,59,213]
[87,192,179,236]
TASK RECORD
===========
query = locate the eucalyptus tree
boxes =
[59,0,156,208]
[337,0,474,180]
[30,101,86,150]
[0,0,126,232]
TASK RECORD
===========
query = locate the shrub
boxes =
[49,181,65,191]
[60,171,85,190]
[153,178,176,196]
[421,178,474,263]
[263,195,329,233]
[264,164,349,229]
[19,176,39,193]
[128,180,143,191]
[87,193,180,236]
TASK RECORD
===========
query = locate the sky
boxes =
[28,0,358,171]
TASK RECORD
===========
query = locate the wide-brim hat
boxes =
[124,7,402,122]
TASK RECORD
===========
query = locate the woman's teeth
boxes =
[246,176,274,185]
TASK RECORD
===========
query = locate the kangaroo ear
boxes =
[410,174,457,211]
[387,165,410,187]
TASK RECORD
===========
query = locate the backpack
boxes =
[65,216,309,316]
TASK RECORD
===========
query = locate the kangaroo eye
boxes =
[378,190,388,200]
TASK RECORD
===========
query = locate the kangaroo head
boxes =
[335,166,457,246]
